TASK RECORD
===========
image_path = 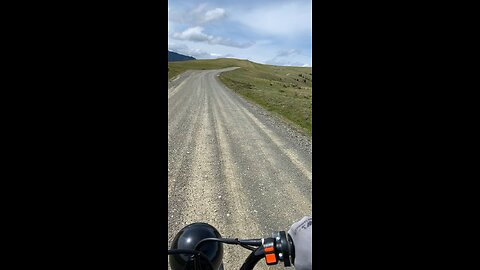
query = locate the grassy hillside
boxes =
[168,58,255,80]
[168,58,312,136]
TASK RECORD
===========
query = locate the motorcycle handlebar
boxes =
[168,227,295,270]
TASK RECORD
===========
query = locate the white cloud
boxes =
[204,8,226,23]
[172,26,254,48]
[276,49,301,57]
[168,43,234,59]
[173,27,210,42]
[169,5,227,25]
[232,2,311,37]
[264,49,311,67]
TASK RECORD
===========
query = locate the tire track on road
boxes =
[208,71,312,220]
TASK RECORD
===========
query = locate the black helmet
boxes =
[169,223,224,270]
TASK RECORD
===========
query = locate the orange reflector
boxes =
[264,246,274,253]
[265,253,277,264]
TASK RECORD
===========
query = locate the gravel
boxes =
[167,68,312,269]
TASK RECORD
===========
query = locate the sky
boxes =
[168,0,312,67]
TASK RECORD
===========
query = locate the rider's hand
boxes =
[288,216,312,270]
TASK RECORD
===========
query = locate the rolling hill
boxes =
[168,58,312,135]
[168,51,195,62]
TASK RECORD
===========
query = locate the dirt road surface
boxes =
[168,68,312,269]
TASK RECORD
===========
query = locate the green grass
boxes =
[168,58,312,136]
[168,58,257,80]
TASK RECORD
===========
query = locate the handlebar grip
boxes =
[287,232,295,265]
[272,231,295,266]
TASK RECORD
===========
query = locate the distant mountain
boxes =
[168,50,195,62]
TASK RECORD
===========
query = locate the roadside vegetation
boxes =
[168,58,312,136]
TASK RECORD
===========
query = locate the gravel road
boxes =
[168,68,312,269]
